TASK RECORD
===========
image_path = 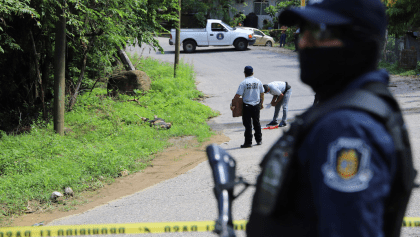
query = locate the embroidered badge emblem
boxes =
[337,149,359,180]
[322,137,373,193]
[216,33,224,40]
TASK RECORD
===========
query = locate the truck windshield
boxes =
[220,22,234,31]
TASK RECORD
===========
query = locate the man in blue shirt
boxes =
[246,0,416,236]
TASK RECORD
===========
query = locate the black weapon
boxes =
[206,144,251,237]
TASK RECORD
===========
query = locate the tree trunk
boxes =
[116,47,135,71]
[395,33,400,63]
[53,4,66,135]
[68,47,88,111]
[29,30,47,120]
[174,0,181,78]
[382,29,388,61]
[41,38,52,107]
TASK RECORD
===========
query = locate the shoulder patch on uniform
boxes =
[321,137,373,193]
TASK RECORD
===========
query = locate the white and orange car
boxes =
[237,27,275,47]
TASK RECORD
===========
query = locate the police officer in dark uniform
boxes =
[246,0,417,236]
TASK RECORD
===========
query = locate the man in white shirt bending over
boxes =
[263,81,292,127]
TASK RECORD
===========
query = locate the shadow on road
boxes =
[223,144,267,151]
[275,64,300,69]
[403,107,420,115]
[223,147,245,151]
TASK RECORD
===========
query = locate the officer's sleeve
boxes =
[269,85,281,95]
[298,110,397,237]
[236,82,244,96]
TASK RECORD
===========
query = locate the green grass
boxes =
[263,42,295,51]
[378,61,420,76]
[0,55,219,219]
[283,44,295,51]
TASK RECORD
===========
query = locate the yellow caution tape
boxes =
[0,220,248,236]
[402,217,420,227]
[2,217,420,237]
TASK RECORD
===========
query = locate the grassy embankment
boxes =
[379,61,420,76]
[0,55,219,224]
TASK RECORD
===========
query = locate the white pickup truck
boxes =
[169,19,256,53]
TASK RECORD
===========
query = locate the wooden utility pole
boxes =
[174,0,181,78]
[53,2,66,135]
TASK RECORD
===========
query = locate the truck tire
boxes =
[235,39,248,51]
[183,40,196,53]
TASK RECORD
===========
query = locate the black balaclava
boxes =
[299,38,378,102]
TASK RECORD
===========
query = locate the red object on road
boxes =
[263,125,279,130]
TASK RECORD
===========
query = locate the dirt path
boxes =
[8,133,230,227]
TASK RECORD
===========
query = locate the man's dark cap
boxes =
[244,66,253,74]
[263,84,269,93]
[279,0,387,38]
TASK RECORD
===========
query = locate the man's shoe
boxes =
[278,121,287,127]
[256,141,262,145]
[241,144,252,148]
[266,121,278,126]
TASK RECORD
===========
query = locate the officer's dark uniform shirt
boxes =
[247,69,397,237]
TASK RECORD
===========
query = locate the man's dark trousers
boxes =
[280,33,286,47]
[242,103,262,145]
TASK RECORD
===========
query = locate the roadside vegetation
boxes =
[267,36,420,77]
[0,1,179,134]
[379,61,420,76]
[0,55,218,223]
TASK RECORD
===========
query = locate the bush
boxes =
[262,29,281,42]
[262,27,297,45]
[378,60,420,76]
[262,19,274,30]
[285,27,297,45]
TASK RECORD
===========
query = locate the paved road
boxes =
[49,39,420,237]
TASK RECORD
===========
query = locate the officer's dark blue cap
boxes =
[244,66,253,74]
[279,0,387,38]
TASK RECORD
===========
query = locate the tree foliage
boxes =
[0,0,39,53]
[265,0,300,26]
[0,0,178,133]
[181,0,243,27]
[385,0,420,36]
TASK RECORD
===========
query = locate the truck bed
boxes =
[171,28,206,33]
